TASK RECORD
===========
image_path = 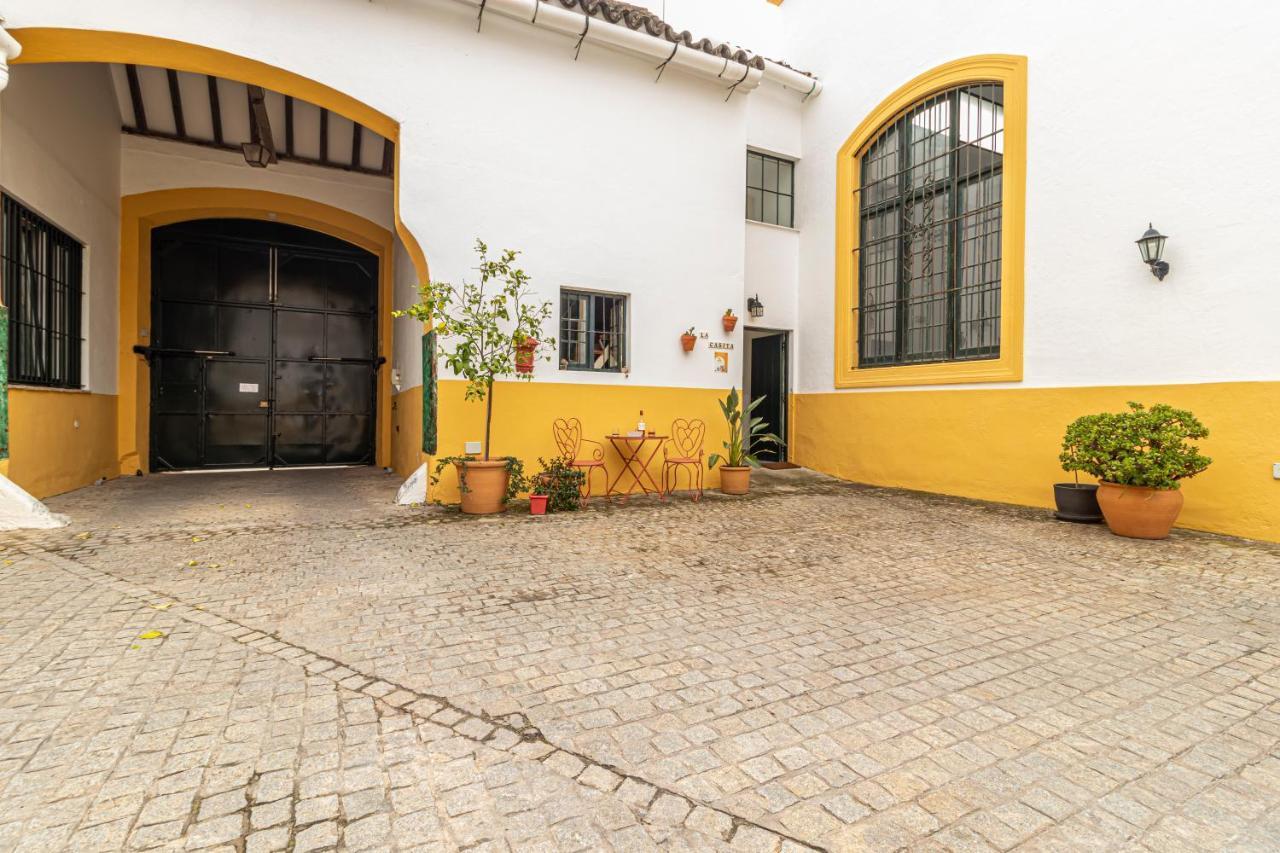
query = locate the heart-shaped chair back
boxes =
[670,418,705,458]
[552,417,583,461]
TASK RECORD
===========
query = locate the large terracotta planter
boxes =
[719,466,750,495]
[455,459,511,515]
[1096,481,1183,539]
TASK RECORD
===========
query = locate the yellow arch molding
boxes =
[9,27,429,284]
[834,54,1027,389]
[120,188,396,473]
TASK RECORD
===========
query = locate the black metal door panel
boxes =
[149,219,377,470]
[749,332,788,463]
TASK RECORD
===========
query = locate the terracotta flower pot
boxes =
[722,315,738,333]
[454,459,511,515]
[529,494,548,515]
[719,466,750,495]
[681,334,697,352]
[515,339,538,374]
[1096,481,1184,539]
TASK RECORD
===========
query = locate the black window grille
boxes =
[2,195,83,388]
[746,151,795,228]
[857,83,1003,367]
[559,290,626,372]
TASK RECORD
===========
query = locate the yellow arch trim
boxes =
[120,188,395,473]
[9,27,429,284]
[834,54,1027,389]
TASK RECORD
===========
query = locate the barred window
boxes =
[858,83,1003,367]
[2,195,83,388]
[559,290,626,372]
[746,151,795,228]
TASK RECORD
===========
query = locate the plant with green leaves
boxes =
[394,239,553,460]
[1060,401,1212,490]
[530,457,585,512]
[708,386,782,469]
[430,454,525,503]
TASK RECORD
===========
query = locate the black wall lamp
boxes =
[747,294,765,319]
[241,141,273,168]
[1136,223,1169,281]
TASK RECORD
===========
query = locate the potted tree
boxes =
[722,309,738,333]
[681,327,697,352]
[1059,402,1212,539]
[395,239,553,514]
[708,386,781,495]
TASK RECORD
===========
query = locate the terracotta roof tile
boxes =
[541,0,813,77]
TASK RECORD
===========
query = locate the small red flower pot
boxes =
[722,315,738,333]
[681,334,697,352]
[516,339,538,374]
[529,494,549,515]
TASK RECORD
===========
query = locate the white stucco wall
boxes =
[784,1,1280,393]
[120,135,395,231]
[3,0,809,394]
[0,63,121,393]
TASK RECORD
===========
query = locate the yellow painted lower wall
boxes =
[390,385,424,479]
[794,381,1280,543]
[8,389,119,499]
[429,379,731,504]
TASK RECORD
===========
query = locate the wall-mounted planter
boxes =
[681,332,697,352]
[515,339,538,374]
[722,313,738,333]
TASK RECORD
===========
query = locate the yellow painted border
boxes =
[120,189,395,473]
[834,55,1026,389]
[8,28,429,287]
[9,28,436,475]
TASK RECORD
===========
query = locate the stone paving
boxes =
[3,466,1280,851]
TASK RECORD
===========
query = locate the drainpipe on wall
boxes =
[440,0,821,99]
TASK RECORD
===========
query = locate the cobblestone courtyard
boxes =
[2,467,1280,852]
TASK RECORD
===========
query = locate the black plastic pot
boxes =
[1053,483,1103,523]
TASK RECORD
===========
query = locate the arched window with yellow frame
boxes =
[834,55,1026,388]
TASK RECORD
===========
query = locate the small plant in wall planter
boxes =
[708,386,781,496]
[722,309,738,333]
[1059,402,1212,539]
[681,326,697,353]
[395,238,553,514]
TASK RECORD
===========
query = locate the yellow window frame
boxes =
[834,55,1027,389]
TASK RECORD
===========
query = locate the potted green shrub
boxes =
[708,386,781,495]
[395,239,553,514]
[1059,402,1212,539]
[530,457,585,515]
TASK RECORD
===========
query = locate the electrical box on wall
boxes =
[464,441,482,455]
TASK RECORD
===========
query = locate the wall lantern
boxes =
[747,294,765,319]
[1135,223,1169,281]
[241,141,273,168]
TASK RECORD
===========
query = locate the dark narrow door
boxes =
[748,332,787,462]
[149,219,377,471]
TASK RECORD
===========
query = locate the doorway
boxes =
[148,218,379,470]
[746,329,789,463]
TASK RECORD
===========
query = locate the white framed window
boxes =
[746,150,795,228]
[559,289,627,372]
